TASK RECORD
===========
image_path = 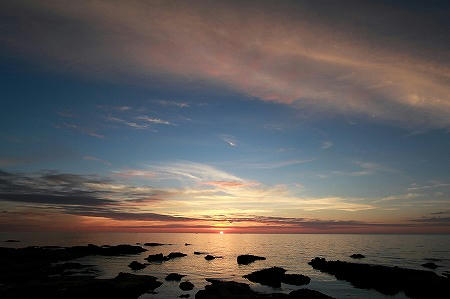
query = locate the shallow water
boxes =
[1,233,449,298]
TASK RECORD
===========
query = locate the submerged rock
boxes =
[194,251,207,255]
[195,279,333,299]
[128,261,147,270]
[4,240,20,243]
[180,281,194,291]
[166,273,186,281]
[166,252,187,260]
[237,254,266,265]
[243,267,287,288]
[308,257,450,298]
[349,254,365,259]
[146,253,165,262]
[281,274,311,286]
[185,243,192,246]
[422,262,440,269]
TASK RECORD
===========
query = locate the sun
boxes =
[219,231,224,234]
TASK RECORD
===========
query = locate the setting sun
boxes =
[219,231,224,234]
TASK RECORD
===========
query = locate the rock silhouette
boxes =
[146,253,165,262]
[237,254,266,265]
[349,254,365,259]
[128,261,147,270]
[179,281,194,291]
[195,279,333,299]
[309,257,450,298]
[165,273,186,281]
[421,262,439,269]
[243,267,311,288]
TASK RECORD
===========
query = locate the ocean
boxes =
[1,232,449,298]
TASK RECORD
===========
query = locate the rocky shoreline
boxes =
[0,244,448,298]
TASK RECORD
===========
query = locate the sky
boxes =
[0,0,449,233]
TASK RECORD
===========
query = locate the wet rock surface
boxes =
[237,254,266,265]
[309,257,450,298]
[195,279,334,299]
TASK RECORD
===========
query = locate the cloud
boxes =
[113,169,156,179]
[83,155,112,166]
[241,159,314,169]
[2,0,450,128]
[157,100,189,108]
[106,116,149,129]
[136,115,171,125]
[321,141,333,150]
[332,161,395,177]
[220,135,237,147]
[201,180,251,188]
[58,122,104,138]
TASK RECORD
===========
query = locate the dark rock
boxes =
[237,254,266,265]
[180,281,194,291]
[243,267,286,288]
[349,254,365,259]
[146,253,165,262]
[289,288,335,299]
[179,294,190,298]
[422,262,439,269]
[166,252,187,260]
[205,254,221,260]
[185,243,192,246]
[0,271,161,299]
[281,274,310,286]
[4,240,20,243]
[442,271,450,279]
[195,279,334,299]
[128,261,147,270]
[308,257,450,298]
[424,258,441,262]
[144,242,166,247]
[166,273,186,281]
[194,251,207,255]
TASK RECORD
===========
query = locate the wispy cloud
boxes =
[106,116,149,129]
[221,135,237,147]
[83,156,112,166]
[332,161,395,177]
[58,122,104,138]
[136,115,171,125]
[3,1,450,128]
[113,169,156,179]
[157,100,189,108]
[321,141,333,150]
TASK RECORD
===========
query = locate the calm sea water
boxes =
[1,233,449,298]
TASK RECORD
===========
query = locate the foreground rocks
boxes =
[243,267,310,288]
[309,257,450,298]
[0,271,161,299]
[195,279,334,299]
[237,254,266,265]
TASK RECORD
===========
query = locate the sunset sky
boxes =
[1,0,449,233]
